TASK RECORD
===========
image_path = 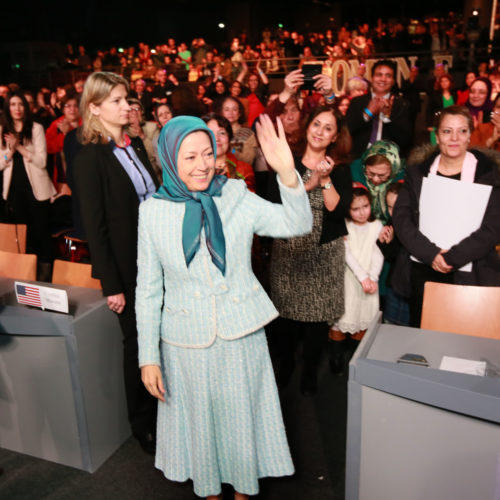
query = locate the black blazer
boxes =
[345,93,412,158]
[73,137,160,296]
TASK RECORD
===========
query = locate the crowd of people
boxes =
[55,11,493,85]
[1,21,500,499]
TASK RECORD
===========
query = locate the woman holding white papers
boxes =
[393,105,500,327]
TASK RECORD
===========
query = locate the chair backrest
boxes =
[52,259,101,290]
[0,223,27,253]
[421,282,500,339]
[0,249,37,280]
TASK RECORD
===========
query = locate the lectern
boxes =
[0,278,130,472]
[346,313,500,500]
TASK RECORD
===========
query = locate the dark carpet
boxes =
[0,357,347,500]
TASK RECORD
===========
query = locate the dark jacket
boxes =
[392,146,500,293]
[64,128,85,239]
[345,93,413,158]
[73,137,160,296]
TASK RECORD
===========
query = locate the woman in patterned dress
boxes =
[268,105,353,395]
[136,114,312,499]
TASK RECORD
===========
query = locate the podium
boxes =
[0,278,130,472]
[346,313,500,500]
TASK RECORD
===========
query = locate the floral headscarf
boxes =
[361,140,403,221]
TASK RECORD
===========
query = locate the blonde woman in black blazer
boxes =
[74,72,160,454]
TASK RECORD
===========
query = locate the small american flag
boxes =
[16,284,42,307]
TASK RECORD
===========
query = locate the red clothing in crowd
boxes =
[246,94,265,128]
[45,116,82,154]
[226,152,256,193]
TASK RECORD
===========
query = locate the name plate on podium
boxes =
[15,281,69,313]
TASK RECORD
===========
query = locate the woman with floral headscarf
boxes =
[136,114,312,499]
[350,140,405,224]
[347,140,409,333]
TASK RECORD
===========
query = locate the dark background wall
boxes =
[2,0,468,48]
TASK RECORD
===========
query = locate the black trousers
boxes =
[118,286,157,437]
[6,189,52,263]
[268,316,329,372]
[409,262,454,328]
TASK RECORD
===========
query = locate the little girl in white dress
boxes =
[329,185,384,372]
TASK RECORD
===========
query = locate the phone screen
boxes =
[301,64,323,90]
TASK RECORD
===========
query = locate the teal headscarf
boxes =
[154,116,228,275]
[360,140,403,222]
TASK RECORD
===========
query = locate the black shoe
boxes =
[300,368,317,396]
[134,432,156,455]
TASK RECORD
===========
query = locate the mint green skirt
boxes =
[155,329,294,497]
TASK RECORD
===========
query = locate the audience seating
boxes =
[52,259,101,289]
[0,223,27,253]
[421,282,500,340]
[0,250,37,281]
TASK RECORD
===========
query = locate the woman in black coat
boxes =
[73,72,160,453]
[392,105,500,327]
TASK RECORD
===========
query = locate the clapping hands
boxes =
[4,133,18,151]
[367,95,394,118]
[488,110,500,146]
[304,156,334,191]
[57,118,71,135]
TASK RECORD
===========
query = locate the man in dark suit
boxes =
[346,59,413,158]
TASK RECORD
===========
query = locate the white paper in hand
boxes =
[419,175,492,272]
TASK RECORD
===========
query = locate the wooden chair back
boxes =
[52,260,101,290]
[0,250,37,281]
[0,223,27,253]
[421,282,500,339]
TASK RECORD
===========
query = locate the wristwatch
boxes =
[321,182,332,190]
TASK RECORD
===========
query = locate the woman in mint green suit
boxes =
[136,114,312,499]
